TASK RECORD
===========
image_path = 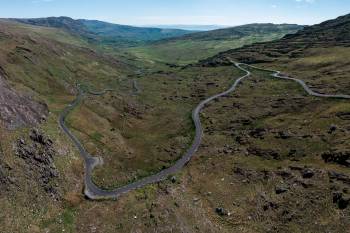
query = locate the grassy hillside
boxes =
[128,23,303,65]
[199,14,350,94]
[12,17,193,46]
[79,19,193,42]
[0,19,135,232]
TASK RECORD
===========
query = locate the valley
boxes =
[0,11,349,233]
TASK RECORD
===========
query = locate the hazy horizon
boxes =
[1,0,349,26]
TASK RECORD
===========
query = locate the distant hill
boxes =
[142,25,230,31]
[11,17,193,46]
[166,23,303,42]
[78,19,193,42]
[199,14,350,65]
[128,23,303,64]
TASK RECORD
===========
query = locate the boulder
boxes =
[215,207,228,216]
[302,169,315,179]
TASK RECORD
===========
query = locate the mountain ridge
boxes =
[199,13,350,66]
[10,16,194,46]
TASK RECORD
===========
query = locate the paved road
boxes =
[60,62,350,200]
[59,63,251,200]
[242,63,350,99]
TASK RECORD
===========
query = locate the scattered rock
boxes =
[275,131,292,139]
[16,128,59,199]
[322,151,350,167]
[275,169,293,179]
[235,136,249,145]
[0,163,12,195]
[333,192,350,209]
[328,171,350,185]
[249,128,266,139]
[302,169,315,179]
[247,147,280,160]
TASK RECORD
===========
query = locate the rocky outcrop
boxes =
[322,150,350,167]
[0,148,12,195]
[0,74,48,130]
[247,147,280,160]
[16,128,59,199]
[329,171,350,209]
[333,192,350,209]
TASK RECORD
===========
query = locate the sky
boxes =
[1,0,349,26]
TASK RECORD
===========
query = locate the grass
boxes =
[127,33,292,65]
[65,65,242,189]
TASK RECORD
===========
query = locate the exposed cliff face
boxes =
[0,74,48,129]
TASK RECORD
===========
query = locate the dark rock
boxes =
[336,112,350,120]
[215,207,228,216]
[30,128,53,146]
[333,192,350,209]
[288,149,297,156]
[16,129,59,199]
[249,128,266,139]
[289,165,304,171]
[247,147,280,160]
[0,165,11,194]
[302,169,315,179]
[275,186,288,194]
[235,136,249,145]
[263,201,279,211]
[328,125,337,134]
[332,192,343,203]
[328,171,350,185]
[322,151,350,167]
[338,195,350,209]
[275,131,292,139]
[275,170,293,179]
[260,192,279,210]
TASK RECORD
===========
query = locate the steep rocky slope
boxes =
[0,74,47,129]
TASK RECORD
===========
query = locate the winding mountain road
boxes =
[60,63,250,199]
[59,62,350,200]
